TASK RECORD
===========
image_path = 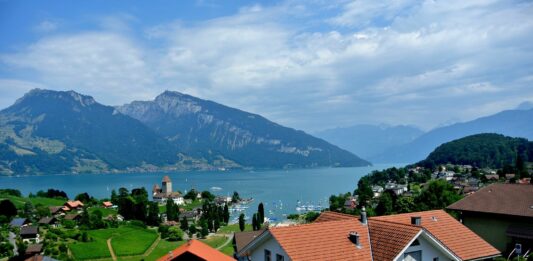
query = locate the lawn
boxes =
[0,195,64,209]
[220,242,235,256]
[141,239,186,261]
[69,225,158,259]
[89,207,118,217]
[201,235,228,249]
[217,223,253,233]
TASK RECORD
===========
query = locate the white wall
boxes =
[400,233,453,261]
[249,236,291,261]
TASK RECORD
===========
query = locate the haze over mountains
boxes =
[317,105,533,164]
[0,89,369,175]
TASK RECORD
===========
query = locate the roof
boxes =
[447,183,533,218]
[65,200,84,208]
[368,220,421,261]
[506,224,533,240]
[314,211,356,223]
[38,217,56,224]
[157,239,233,261]
[25,256,59,261]
[102,201,113,207]
[370,210,500,260]
[21,226,39,236]
[49,206,63,214]
[234,230,265,253]
[10,218,27,227]
[162,175,171,183]
[267,219,373,261]
[64,213,80,220]
[26,244,43,254]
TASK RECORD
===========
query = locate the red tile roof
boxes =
[102,201,113,207]
[370,210,500,260]
[314,211,357,223]
[268,219,372,261]
[368,220,421,261]
[157,239,233,261]
[65,200,84,209]
[447,183,533,218]
[162,175,171,183]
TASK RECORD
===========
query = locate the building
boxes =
[234,230,265,260]
[372,186,384,198]
[237,209,500,261]
[153,176,185,205]
[25,244,43,257]
[157,239,234,261]
[38,217,57,227]
[64,213,81,222]
[20,226,40,243]
[344,197,357,210]
[447,183,533,254]
[64,200,84,211]
[102,201,113,208]
[10,218,29,228]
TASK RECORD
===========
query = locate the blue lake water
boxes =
[0,164,398,222]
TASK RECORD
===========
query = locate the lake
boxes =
[0,164,398,222]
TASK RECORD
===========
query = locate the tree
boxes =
[231,191,241,203]
[110,189,118,205]
[375,192,394,216]
[238,213,245,232]
[23,202,34,218]
[258,203,265,225]
[356,178,373,205]
[147,202,160,226]
[415,180,462,211]
[214,218,220,232]
[223,204,230,224]
[36,205,51,218]
[166,200,178,221]
[90,209,105,229]
[80,206,91,228]
[75,192,92,204]
[396,196,416,213]
[189,224,197,236]
[201,191,215,201]
[0,200,17,219]
[180,217,189,231]
[201,220,209,238]
[252,213,258,231]
[168,226,184,241]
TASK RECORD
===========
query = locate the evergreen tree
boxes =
[147,202,160,226]
[180,216,189,231]
[166,200,178,221]
[0,200,17,219]
[201,220,209,238]
[223,204,230,224]
[375,192,394,216]
[238,213,245,232]
[214,218,220,232]
[79,206,91,228]
[252,213,258,231]
[110,189,118,205]
[258,203,265,224]
[207,217,214,232]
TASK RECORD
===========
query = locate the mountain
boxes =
[0,89,187,175]
[371,108,533,163]
[314,124,423,160]
[418,133,532,169]
[117,91,370,169]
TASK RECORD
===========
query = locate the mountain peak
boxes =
[16,88,96,108]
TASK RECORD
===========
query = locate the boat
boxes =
[210,186,222,191]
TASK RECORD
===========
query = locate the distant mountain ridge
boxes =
[314,124,423,160]
[0,89,369,175]
[117,91,370,169]
[371,108,533,163]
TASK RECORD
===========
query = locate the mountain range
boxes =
[0,89,369,175]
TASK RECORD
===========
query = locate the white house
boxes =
[237,210,500,261]
[152,176,184,205]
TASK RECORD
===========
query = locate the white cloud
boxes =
[2,0,533,131]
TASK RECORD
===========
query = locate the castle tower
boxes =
[162,175,172,194]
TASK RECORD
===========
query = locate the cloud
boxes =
[2,0,533,131]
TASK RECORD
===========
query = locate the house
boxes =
[64,213,81,222]
[25,244,43,256]
[484,174,499,181]
[215,196,232,205]
[38,217,57,227]
[20,226,40,243]
[152,176,185,205]
[25,256,59,261]
[237,209,500,261]
[447,183,533,254]
[344,197,357,210]
[234,230,265,260]
[157,239,234,261]
[10,218,29,228]
[505,173,516,181]
[64,200,84,210]
[372,186,384,198]
[48,206,64,216]
[102,201,113,208]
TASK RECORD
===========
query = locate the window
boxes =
[404,251,422,261]
[276,254,284,261]
[264,249,271,261]
[410,239,420,246]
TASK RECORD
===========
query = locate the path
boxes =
[216,234,234,250]
[107,238,117,261]
[143,236,161,257]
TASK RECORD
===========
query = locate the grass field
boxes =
[142,240,186,261]
[201,235,228,249]
[89,207,118,217]
[217,223,252,233]
[69,225,158,259]
[0,194,65,208]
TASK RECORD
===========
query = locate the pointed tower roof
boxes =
[162,175,171,183]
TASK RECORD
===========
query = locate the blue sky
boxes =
[1,0,532,132]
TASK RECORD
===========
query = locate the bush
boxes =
[167,227,184,241]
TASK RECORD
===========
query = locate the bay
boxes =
[0,164,398,222]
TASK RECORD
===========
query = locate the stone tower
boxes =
[162,175,172,194]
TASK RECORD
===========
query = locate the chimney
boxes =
[348,231,361,247]
[360,206,367,225]
[411,216,421,226]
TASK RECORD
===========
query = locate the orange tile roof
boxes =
[370,210,500,260]
[268,219,372,261]
[447,183,533,218]
[314,211,357,223]
[65,200,84,208]
[368,219,421,261]
[157,239,233,261]
[102,201,113,207]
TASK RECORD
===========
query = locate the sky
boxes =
[0,0,532,132]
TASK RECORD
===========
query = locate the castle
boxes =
[152,175,184,205]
